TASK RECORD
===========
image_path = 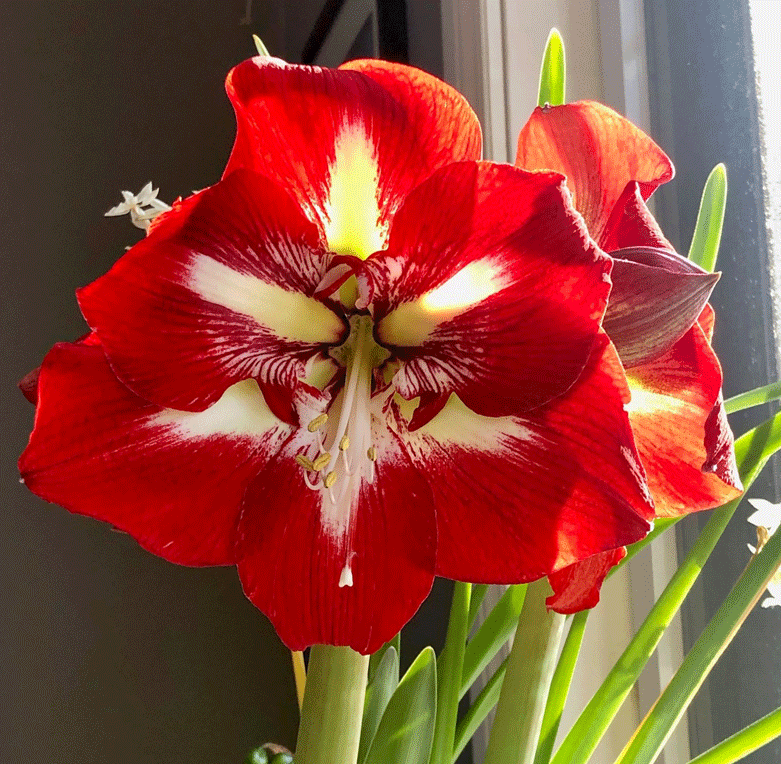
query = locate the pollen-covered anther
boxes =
[339,435,350,451]
[312,452,332,471]
[295,454,317,471]
[367,445,377,462]
[323,470,338,489]
[307,413,328,432]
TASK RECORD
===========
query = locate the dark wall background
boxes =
[2,3,449,763]
[2,3,294,763]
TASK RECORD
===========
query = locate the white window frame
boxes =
[441,2,689,762]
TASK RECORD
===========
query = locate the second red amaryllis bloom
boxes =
[19,58,654,653]
[515,101,743,612]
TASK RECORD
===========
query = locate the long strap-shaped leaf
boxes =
[725,381,781,414]
[550,412,781,764]
[686,706,781,764]
[364,648,437,764]
[616,521,781,764]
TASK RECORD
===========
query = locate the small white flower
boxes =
[746,497,781,608]
[105,182,171,231]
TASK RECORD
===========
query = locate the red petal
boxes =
[605,247,719,367]
[547,547,626,613]
[361,162,611,417]
[19,340,290,565]
[515,102,673,247]
[236,428,436,654]
[397,333,653,583]
[225,57,481,257]
[19,332,99,405]
[698,303,716,341]
[601,182,674,252]
[78,170,345,412]
[626,323,742,515]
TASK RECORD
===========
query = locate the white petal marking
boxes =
[188,254,343,344]
[323,123,385,259]
[378,259,513,346]
[152,379,283,438]
[413,394,539,453]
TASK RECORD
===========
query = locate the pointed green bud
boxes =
[688,163,727,272]
[253,34,271,57]
[538,28,566,108]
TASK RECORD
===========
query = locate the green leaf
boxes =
[453,657,508,763]
[686,706,781,764]
[688,163,727,272]
[460,584,526,699]
[253,34,271,56]
[364,647,437,764]
[431,583,471,764]
[468,583,490,629]
[616,519,781,764]
[534,610,589,764]
[369,633,400,684]
[725,380,781,414]
[550,411,781,764]
[359,647,399,764]
[538,29,566,107]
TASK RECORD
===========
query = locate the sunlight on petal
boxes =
[322,123,386,259]
[378,259,512,346]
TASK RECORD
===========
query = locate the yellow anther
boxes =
[367,446,377,462]
[323,470,338,488]
[312,452,332,471]
[307,413,328,432]
[295,454,316,471]
[339,435,350,451]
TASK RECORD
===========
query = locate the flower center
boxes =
[295,315,388,588]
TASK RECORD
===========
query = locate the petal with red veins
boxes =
[18,340,291,566]
[78,170,345,412]
[225,57,481,259]
[601,181,674,252]
[605,246,719,368]
[626,324,742,516]
[236,425,436,654]
[547,547,627,613]
[396,333,653,583]
[515,102,673,246]
[361,162,611,417]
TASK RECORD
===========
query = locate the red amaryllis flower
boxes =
[19,59,655,653]
[515,101,742,612]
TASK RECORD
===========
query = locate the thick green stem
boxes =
[484,579,567,764]
[534,610,589,764]
[294,645,369,764]
[431,582,471,764]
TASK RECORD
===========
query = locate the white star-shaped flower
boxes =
[105,182,171,231]
[746,497,781,608]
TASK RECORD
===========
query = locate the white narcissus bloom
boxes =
[747,498,781,608]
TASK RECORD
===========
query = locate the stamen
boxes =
[295,454,316,471]
[367,446,377,461]
[341,448,351,474]
[323,470,338,489]
[303,471,321,490]
[339,435,350,451]
[307,413,329,432]
[338,564,354,588]
[312,452,332,471]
